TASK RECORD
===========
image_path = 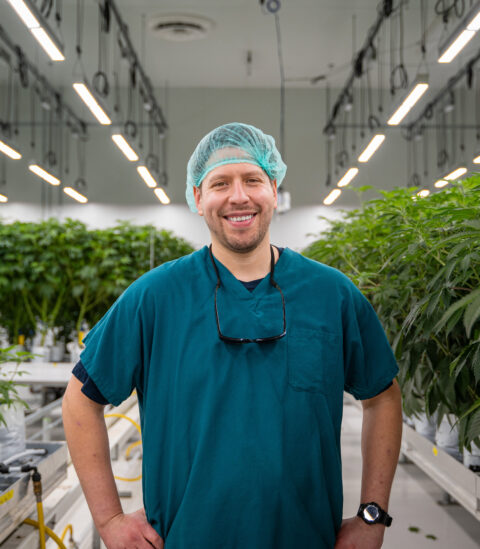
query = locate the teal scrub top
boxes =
[81,246,398,549]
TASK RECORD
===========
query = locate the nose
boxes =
[228,180,249,204]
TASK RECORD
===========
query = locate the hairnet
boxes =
[185,122,287,212]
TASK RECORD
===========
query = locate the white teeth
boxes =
[228,214,254,222]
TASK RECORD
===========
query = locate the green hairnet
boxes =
[186,122,287,212]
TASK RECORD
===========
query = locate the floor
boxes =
[341,399,480,549]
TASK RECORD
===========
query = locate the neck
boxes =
[210,237,278,281]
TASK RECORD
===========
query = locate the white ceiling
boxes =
[0,0,475,90]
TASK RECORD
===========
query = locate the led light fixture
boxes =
[63,186,88,203]
[0,140,22,160]
[434,179,449,188]
[6,0,65,61]
[438,2,480,63]
[323,188,341,205]
[137,166,157,188]
[73,83,112,125]
[0,194,8,203]
[444,167,467,180]
[358,135,385,163]
[337,167,359,188]
[387,77,429,125]
[417,189,430,198]
[112,134,139,161]
[28,163,60,186]
[154,187,170,204]
[473,154,480,164]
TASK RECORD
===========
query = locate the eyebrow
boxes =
[207,169,266,183]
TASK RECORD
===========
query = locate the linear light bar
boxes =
[323,188,341,205]
[112,134,139,161]
[63,187,88,203]
[28,164,60,186]
[473,154,480,164]
[0,140,22,160]
[5,0,39,29]
[468,12,480,31]
[387,82,429,125]
[434,179,449,188]
[0,193,8,203]
[6,0,65,61]
[337,167,359,188]
[417,189,430,198]
[438,29,476,63]
[154,187,170,204]
[137,166,157,188]
[73,83,112,125]
[444,167,467,180]
[30,27,65,61]
[358,134,385,163]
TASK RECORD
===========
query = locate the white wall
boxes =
[0,201,347,251]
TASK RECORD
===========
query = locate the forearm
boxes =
[62,376,123,530]
[360,381,403,509]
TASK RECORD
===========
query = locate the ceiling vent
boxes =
[149,14,215,42]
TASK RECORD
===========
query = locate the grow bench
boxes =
[346,393,480,522]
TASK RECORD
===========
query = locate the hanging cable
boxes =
[434,0,465,22]
[274,12,285,161]
[93,0,110,98]
[390,1,408,96]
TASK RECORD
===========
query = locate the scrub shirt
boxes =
[80,246,398,549]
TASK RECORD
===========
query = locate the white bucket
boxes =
[0,403,26,462]
[413,412,436,442]
[435,415,462,461]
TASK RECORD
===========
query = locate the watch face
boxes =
[364,504,380,523]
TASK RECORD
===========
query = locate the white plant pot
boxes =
[0,403,26,462]
[403,412,415,428]
[30,345,51,363]
[413,412,436,442]
[435,415,462,461]
[463,442,480,470]
[50,344,64,362]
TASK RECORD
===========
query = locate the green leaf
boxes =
[464,294,480,338]
[433,287,480,334]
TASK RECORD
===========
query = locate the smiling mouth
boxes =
[225,213,256,222]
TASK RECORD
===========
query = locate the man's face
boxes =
[193,162,277,254]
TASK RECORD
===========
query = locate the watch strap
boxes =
[357,502,392,527]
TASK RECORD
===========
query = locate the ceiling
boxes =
[0,0,475,90]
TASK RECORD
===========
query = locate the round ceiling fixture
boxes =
[149,14,215,42]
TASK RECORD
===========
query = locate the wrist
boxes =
[357,502,392,527]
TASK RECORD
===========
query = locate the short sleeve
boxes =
[80,285,145,407]
[342,282,398,400]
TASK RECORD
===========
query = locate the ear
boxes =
[193,185,203,216]
[272,180,278,210]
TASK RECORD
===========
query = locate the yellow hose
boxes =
[23,518,68,549]
[104,413,142,482]
[60,524,73,542]
[125,439,142,459]
[36,499,46,549]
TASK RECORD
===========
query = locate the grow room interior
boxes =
[0,1,479,548]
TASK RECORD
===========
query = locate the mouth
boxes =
[223,213,257,226]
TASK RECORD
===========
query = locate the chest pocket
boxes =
[287,327,341,393]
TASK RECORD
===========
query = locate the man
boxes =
[62,122,402,549]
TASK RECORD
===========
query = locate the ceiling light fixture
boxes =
[6,0,65,61]
[358,134,385,163]
[28,163,60,186]
[444,167,468,180]
[337,167,359,187]
[434,179,449,188]
[154,187,170,204]
[438,1,480,63]
[473,154,480,164]
[387,76,429,125]
[112,134,139,161]
[417,189,430,198]
[63,186,88,203]
[0,139,22,160]
[323,188,341,205]
[0,193,8,203]
[137,166,157,188]
[73,83,112,125]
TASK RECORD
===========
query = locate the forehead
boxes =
[204,162,267,183]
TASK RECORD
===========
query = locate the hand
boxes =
[334,516,385,549]
[98,508,164,549]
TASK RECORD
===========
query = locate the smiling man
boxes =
[63,122,402,549]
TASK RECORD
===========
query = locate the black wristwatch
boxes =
[357,502,392,527]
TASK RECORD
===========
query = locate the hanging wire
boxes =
[325,82,332,187]
[390,1,408,96]
[476,67,480,142]
[13,72,19,138]
[450,92,457,167]
[377,23,385,113]
[3,61,13,138]
[93,0,110,98]
[423,127,429,179]
[73,0,86,79]
[459,87,466,162]
[434,0,465,22]
[351,14,357,153]
[30,82,36,150]
[274,13,286,161]
[113,32,122,117]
